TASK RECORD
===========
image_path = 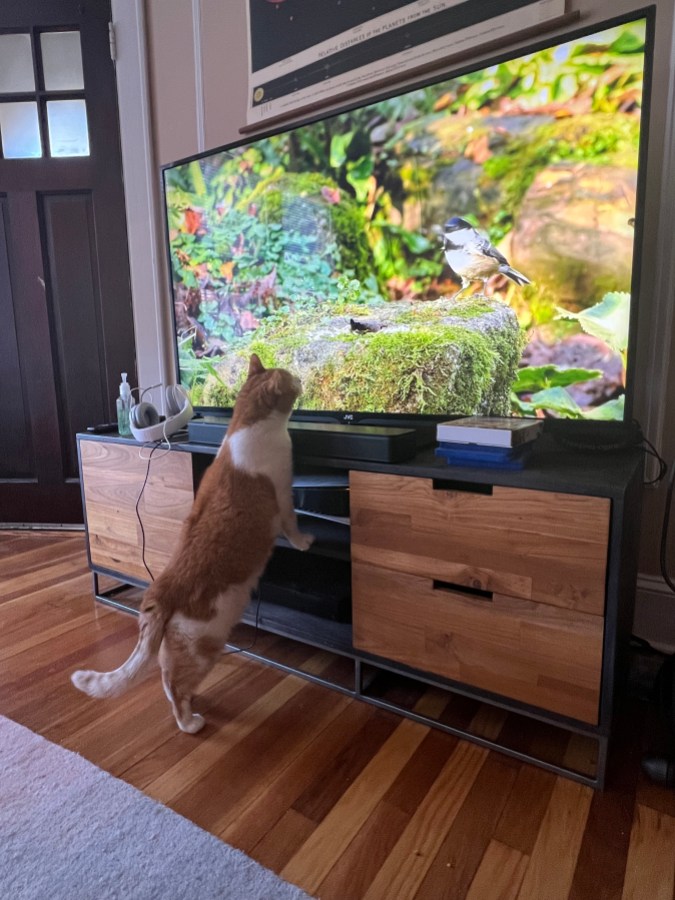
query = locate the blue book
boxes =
[435,441,532,469]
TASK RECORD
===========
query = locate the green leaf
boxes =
[188,161,207,200]
[398,230,433,255]
[583,395,625,420]
[513,365,603,393]
[610,30,645,54]
[202,359,227,388]
[373,220,433,254]
[554,292,630,353]
[345,155,374,202]
[329,132,353,168]
[346,154,373,181]
[527,386,584,418]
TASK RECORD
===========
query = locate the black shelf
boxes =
[241,601,354,655]
[279,513,350,561]
[258,546,352,624]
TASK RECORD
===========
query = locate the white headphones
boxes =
[129,384,193,443]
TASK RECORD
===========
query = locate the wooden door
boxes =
[0,0,135,525]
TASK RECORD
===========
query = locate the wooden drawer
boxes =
[352,560,604,724]
[79,440,194,582]
[350,471,610,616]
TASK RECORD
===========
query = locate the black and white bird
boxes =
[441,216,531,300]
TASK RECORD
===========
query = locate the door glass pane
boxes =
[40,31,84,91]
[0,102,41,158]
[0,34,35,93]
[46,99,89,157]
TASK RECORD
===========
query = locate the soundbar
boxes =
[187,416,418,463]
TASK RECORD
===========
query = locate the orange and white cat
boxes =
[71,354,313,733]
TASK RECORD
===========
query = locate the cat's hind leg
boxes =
[161,670,205,734]
[159,628,220,734]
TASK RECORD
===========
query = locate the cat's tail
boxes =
[71,591,168,699]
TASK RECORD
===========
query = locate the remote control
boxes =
[86,423,119,434]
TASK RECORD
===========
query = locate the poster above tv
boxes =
[162,12,652,429]
[244,0,567,126]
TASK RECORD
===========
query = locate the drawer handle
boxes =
[432,479,493,495]
[432,579,493,601]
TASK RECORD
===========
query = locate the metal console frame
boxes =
[225,627,608,790]
[89,571,607,786]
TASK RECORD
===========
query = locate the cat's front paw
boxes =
[288,531,314,551]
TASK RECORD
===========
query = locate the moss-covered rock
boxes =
[202,297,525,416]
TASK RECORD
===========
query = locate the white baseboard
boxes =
[634,574,675,654]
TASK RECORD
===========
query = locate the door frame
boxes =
[111,0,175,410]
[0,0,138,524]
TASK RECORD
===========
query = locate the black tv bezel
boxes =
[160,7,656,435]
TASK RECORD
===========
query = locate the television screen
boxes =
[162,14,651,425]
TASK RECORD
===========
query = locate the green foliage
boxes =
[554,291,630,354]
[336,276,363,304]
[447,21,644,116]
[512,291,630,421]
[513,388,625,421]
[584,395,625,420]
[512,365,602,393]
[177,335,227,405]
[515,385,585,418]
[369,218,442,287]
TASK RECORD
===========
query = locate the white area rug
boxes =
[0,715,312,899]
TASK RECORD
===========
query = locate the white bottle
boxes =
[116,373,133,437]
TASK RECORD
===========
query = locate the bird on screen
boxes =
[441,216,531,300]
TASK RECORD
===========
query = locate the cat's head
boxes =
[233,354,302,422]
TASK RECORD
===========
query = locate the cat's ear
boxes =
[247,354,265,378]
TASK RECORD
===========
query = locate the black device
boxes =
[86,423,119,434]
[187,416,422,463]
[641,654,675,788]
[641,462,675,789]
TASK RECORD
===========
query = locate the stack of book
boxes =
[435,416,543,469]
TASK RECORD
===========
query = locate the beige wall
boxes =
[145,0,198,164]
[139,0,675,577]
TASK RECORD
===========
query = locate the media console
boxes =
[76,430,644,789]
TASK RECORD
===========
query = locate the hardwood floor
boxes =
[1,530,674,900]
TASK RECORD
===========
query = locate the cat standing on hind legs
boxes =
[71,354,314,733]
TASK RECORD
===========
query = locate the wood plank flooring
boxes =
[1,531,674,900]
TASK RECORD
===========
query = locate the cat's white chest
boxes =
[226,416,292,491]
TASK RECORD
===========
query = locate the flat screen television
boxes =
[161,11,653,441]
